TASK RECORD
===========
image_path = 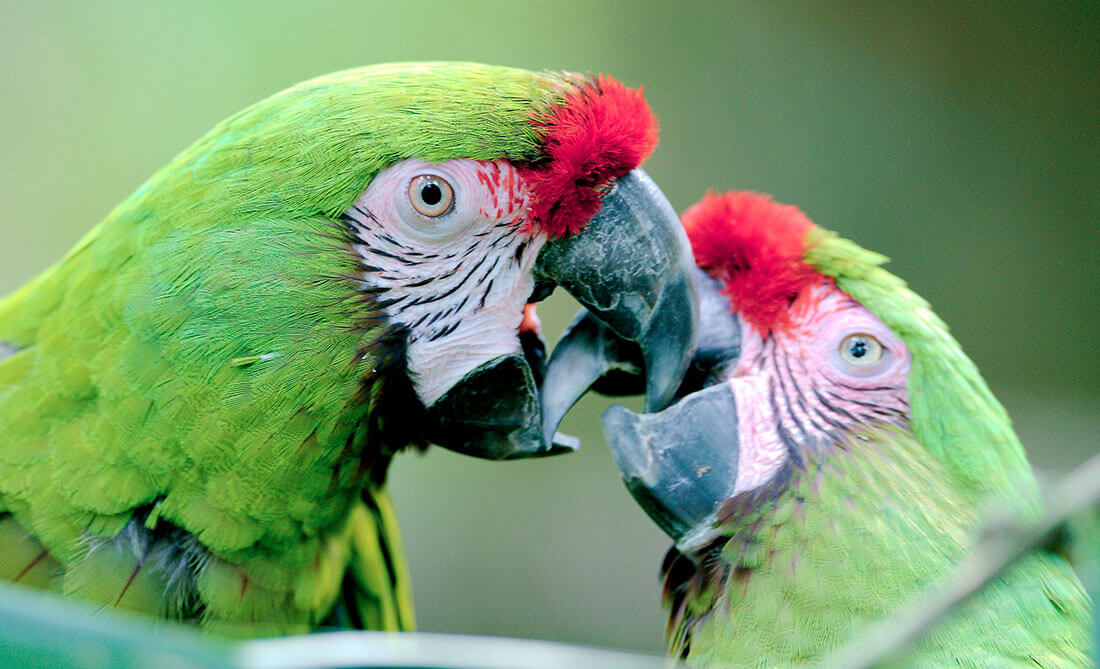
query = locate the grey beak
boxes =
[426,354,578,460]
[536,169,699,414]
[539,269,743,545]
[427,168,698,460]
[540,269,736,448]
[602,382,740,547]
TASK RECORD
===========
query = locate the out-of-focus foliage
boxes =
[0,582,233,669]
[1,1,1096,655]
[0,582,674,669]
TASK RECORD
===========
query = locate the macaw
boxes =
[0,63,698,636]
[544,190,1091,665]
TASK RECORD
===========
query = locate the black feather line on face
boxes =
[477,279,495,310]
[782,349,817,427]
[402,267,476,307]
[376,233,413,252]
[369,247,424,266]
[427,320,462,342]
[477,256,500,285]
[770,354,810,459]
[812,386,861,424]
[769,377,803,464]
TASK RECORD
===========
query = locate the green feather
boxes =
[684,428,1089,666]
[0,62,575,633]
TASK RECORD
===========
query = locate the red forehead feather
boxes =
[682,190,822,332]
[523,75,658,238]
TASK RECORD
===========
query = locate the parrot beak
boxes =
[602,385,739,549]
[540,269,736,446]
[426,169,699,460]
[542,271,742,548]
[535,169,700,414]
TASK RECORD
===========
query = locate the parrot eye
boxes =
[408,174,454,217]
[838,333,883,367]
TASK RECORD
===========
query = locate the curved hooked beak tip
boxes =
[427,168,698,460]
[602,383,740,548]
[539,268,743,546]
[536,169,700,442]
[540,268,735,451]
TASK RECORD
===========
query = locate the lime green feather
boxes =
[0,62,574,633]
[687,428,1089,667]
[0,515,57,591]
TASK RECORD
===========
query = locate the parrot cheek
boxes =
[728,375,790,494]
[407,329,524,406]
[412,238,571,460]
[722,332,790,494]
[405,276,536,410]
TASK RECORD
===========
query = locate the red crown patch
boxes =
[524,75,659,238]
[682,190,821,332]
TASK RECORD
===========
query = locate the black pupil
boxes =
[421,182,442,206]
[850,339,868,358]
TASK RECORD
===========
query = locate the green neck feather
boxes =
[684,428,1088,666]
[681,427,972,663]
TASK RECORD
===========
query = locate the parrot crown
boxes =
[681,190,822,333]
[525,75,658,238]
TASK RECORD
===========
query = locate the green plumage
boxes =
[676,227,1091,665]
[685,428,1089,666]
[0,63,572,634]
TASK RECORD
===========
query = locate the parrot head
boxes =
[543,192,1088,666]
[346,67,698,460]
[544,189,1033,547]
[135,63,699,462]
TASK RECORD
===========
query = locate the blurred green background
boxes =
[1,1,1096,655]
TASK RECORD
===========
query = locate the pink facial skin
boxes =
[726,281,912,493]
[346,158,546,407]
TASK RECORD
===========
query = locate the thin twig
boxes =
[819,452,1100,668]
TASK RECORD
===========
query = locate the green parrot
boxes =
[0,62,699,636]
[543,190,1092,665]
